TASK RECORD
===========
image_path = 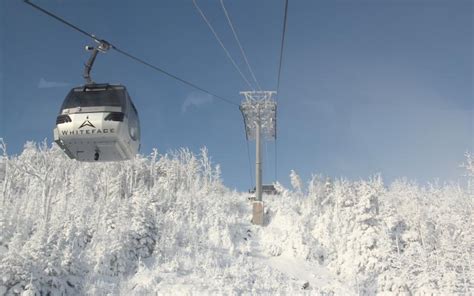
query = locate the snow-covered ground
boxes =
[119,196,354,295]
[119,193,356,295]
[0,141,472,295]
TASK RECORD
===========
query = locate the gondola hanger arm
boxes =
[83,39,111,84]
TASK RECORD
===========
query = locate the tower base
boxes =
[252,201,264,226]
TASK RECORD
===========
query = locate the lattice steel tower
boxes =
[240,91,277,225]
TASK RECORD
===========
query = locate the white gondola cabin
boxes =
[54,83,140,161]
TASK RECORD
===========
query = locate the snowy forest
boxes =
[0,139,472,295]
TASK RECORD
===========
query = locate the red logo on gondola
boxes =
[79,117,95,129]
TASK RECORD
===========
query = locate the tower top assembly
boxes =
[239,91,277,141]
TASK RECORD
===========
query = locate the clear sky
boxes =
[0,0,472,190]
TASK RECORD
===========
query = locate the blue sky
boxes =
[0,0,472,190]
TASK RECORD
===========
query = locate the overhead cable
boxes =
[275,0,289,181]
[24,0,238,107]
[192,0,255,90]
[220,0,262,91]
[276,0,289,94]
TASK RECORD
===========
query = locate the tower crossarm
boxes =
[240,91,277,141]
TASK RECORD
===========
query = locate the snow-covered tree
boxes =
[289,170,303,194]
[0,140,472,294]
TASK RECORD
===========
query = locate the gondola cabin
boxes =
[53,84,140,161]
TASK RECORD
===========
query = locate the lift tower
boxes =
[240,91,277,226]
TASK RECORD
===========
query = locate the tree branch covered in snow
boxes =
[0,142,226,295]
[0,142,472,295]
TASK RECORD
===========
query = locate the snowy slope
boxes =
[0,141,472,295]
[119,193,355,295]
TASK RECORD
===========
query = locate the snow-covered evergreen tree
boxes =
[0,140,472,294]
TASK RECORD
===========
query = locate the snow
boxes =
[0,140,473,295]
[265,255,353,294]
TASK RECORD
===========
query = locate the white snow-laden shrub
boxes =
[259,173,472,295]
[0,141,472,295]
[462,152,474,176]
[0,142,229,295]
[290,169,303,194]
